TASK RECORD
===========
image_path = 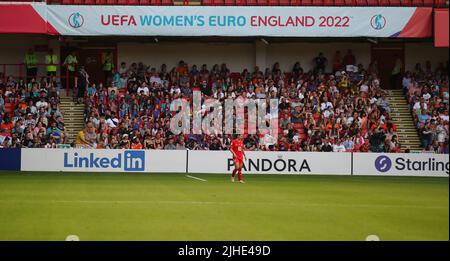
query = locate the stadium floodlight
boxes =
[261,38,269,45]
[367,38,378,44]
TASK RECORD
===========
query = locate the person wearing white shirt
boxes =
[170,86,181,95]
[422,92,431,101]
[106,118,118,128]
[137,84,149,96]
[323,108,334,119]
[320,97,333,111]
[439,111,449,122]
[359,82,369,93]
[333,140,347,152]
[413,101,427,111]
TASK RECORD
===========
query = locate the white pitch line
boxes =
[0,200,446,209]
[185,175,207,182]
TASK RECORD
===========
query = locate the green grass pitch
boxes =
[0,172,448,241]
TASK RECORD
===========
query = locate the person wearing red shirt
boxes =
[230,135,246,183]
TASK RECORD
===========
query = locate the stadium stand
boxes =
[67,58,447,153]
[31,0,448,5]
[1,51,447,152]
[0,76,69,148]
[403,62,449,153]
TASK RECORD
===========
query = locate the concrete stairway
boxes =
[59,96,85,143]
[387,89,422,152]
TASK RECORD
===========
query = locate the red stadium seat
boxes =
[422,0,433,5]
[400,0,411,5]
[138,0,148,4]
[151,0,162,4]
[301,0,313,5]
[378,0,389,5]
[312,0,323,5]
[84,0,96,4]
[334,0,345,5]
[323,0,334,5]
[95,0,107,4]
[106,0,117,4]
[213,0,225,4]
[279,0,290,4]
[224,0,236,5]
[435,0,446,6]
[247,0,257,5]
[203,0,214,4]
[4,103,14,115]
[117,0,127,4]
[62,0,74,4]
[73,0,84,4]
[366,0,379,5]
[355,0,367,5]
[344,0,356,5]
[161,0,173,4]
[389,0,401,5]
[268,0,280,5]
[235,0,246,5]
[257,0,268,5]
[411,0,423,5]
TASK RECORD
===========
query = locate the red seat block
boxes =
[366,0,379,5]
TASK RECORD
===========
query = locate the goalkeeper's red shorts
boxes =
[234,157,244,166]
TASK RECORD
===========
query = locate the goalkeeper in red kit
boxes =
[230,135,247,183]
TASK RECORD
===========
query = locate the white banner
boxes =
[188,151,351,175]
[37,6,420,37]
[353,153,449,177]
[20,149,186,173]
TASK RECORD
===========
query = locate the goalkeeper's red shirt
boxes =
[230,139,245,160]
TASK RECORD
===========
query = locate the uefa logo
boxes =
[370,14,386,30]
[68,12,84,28]
[374,155,392,172]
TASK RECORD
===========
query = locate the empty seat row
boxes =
[202,0,446,6]
[55,0,174,5]
[45,0,449,5]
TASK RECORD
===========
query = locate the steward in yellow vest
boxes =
[24,48,37,83]
[45,49,58,77]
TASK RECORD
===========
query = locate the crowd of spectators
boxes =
[0,76,67,148]
[402,61,449,154]
[76,51,412,153]
[1,51,448,154]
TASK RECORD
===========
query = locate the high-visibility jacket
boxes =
[25,54,37,69]
[103,54,113,72]
[45,54,58,72]
[64,55,78,72]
